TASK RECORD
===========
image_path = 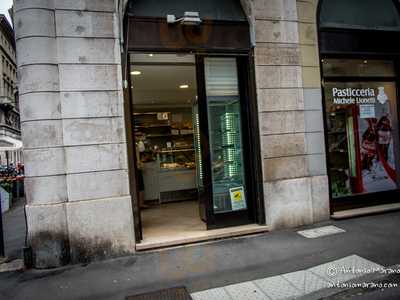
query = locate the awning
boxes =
[319,0,400,55]
[0,136,23,151]
[319,0,400,31]
[126,0,251,52]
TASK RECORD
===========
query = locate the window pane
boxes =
[319,0,400,31]
[322,59,395,77]
[204,57,247,213]
[324,81,399,198]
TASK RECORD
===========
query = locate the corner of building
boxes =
[14,0,136,268]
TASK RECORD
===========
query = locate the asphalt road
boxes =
[1,211,400,300]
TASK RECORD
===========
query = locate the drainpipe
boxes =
[0,193,4,258]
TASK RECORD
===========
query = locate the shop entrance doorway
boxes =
[129,53,259,247]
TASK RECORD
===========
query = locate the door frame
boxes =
[123,16,264,242]
[124,50,265,240]
[196,53,261,229]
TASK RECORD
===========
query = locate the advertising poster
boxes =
[358,84,397,193]
[327,82,398,196]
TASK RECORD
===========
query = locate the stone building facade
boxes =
[14,0,133,267]
[13,0,399,268]
[245,0,329,229]
[0,14,21,164]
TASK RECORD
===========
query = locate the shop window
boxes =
[323,59,395,78]
[320,0,400,31]
[322,59,400,198]
[204,57,247,213]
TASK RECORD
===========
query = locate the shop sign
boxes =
[332,87,376,105]
[331,87,388,106]
[229,186,246,211]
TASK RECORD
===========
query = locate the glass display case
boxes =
[157,149,195,171]
[134,111,196,171]
[134,110,198,203]
[208,99,247,213]
[205,57,248,213]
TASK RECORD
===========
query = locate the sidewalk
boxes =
[1,211,400,300]
[1,198,26,260]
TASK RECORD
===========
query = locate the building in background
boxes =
[0,14,21,166]
[12,0,400,269]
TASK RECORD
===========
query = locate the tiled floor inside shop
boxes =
[138,200,268,250]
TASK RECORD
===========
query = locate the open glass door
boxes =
[197,56,254,229]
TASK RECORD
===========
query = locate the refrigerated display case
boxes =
[207,98,247,213]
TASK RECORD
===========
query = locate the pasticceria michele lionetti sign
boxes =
[332,87,376,105]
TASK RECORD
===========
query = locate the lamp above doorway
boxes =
[167,12,201,26]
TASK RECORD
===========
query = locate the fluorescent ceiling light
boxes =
[179,84,189,89]
[131,70,141,75]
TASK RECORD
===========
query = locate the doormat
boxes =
[297,225,346,238]
[126,287,193,300]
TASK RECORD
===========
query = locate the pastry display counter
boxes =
[135,111,198,203]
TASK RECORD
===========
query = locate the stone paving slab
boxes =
[297,226,346,239]
[225,282,270,300]
[254,275,303,300]
[191,287,232,300]
[308,254,384,284]
[282,270,329,295]
[191,255,384,300]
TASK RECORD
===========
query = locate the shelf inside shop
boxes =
[133,112,159,115]
[135,124,171,128]
[145,134,173,138]
[158,149,195,153]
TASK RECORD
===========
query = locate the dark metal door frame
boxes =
[123,16,265,242]
[195,54,261,229]
[122,16,143,243]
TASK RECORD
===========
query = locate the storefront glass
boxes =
[204,57,247,213]
[323,59,399,198]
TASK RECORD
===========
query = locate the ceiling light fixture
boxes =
[131,70,141,75]
[148,54,154,57]
[179,84,189,89]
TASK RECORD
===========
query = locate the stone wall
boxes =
[14,0,330,268]
[14,0,135,268]
[249,0,330,229]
